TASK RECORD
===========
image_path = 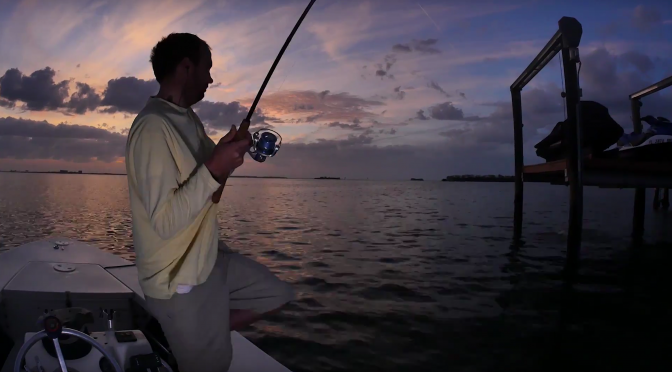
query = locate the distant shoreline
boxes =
[1,170,516,182]
[442,176,515,182]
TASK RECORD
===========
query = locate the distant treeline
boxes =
[442,175,514,182]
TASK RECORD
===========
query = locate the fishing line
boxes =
[233,0,317,163]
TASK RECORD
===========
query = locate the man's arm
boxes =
[130,116,221,239]
[203,135,227,203]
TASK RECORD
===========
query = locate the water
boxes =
[1,173,672,371]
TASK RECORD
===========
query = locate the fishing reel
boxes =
[248,129,282,163]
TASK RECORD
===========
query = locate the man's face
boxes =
[186,45,213,105]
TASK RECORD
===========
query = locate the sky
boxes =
[0,0,671,180]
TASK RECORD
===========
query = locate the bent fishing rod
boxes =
[234,0,317,163]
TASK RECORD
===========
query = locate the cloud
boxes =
[620,51,655,74]
[326,121,367,131]
[192,100,277,131]
[428,102,481,121]
[578,47,671,121]
[391,44,412,53]
[373,54,397,80]
[428,81,450,98]
[244,89,386,123]
[393,86,405,100]
[631,5,663,32]
[0,116,126,163]
[99,77,159,114]
[0,67,69,111]
[0,98,15,109]
[415,110,429,121]
[391,39,441,55]
[429,102,463,120]
[66,82,102,114]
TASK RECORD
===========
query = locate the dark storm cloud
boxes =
[0,116,126,162]
[0,67,69,111]
[99,77,159,114]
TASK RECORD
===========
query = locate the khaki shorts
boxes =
[143,247,295,372]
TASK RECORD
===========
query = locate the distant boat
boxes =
[314,177,340,180]
[410,178,424,181]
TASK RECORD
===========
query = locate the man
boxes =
[125,33,295,372]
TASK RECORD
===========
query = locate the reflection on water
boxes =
[1,173,671,371]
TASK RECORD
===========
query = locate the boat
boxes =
[0,237,292,372]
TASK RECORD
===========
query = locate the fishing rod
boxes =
[234,0,317,163]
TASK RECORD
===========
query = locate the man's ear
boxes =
[180,57,193,75]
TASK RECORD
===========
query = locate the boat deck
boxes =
[0,237,292,372]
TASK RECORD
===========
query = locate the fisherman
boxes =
[124,33,295,372]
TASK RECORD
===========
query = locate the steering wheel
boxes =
[14,315,123,372]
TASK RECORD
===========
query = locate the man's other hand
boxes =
[208,125,252,203]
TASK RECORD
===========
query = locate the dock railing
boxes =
[510,17,583,259]
[510,15,672,279]
[629,75,672,134]
[628,74,672,239]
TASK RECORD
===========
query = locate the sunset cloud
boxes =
[99,77,159,114]
[0,116,126,163]
[0,67,70,111]
[247,89,386,123]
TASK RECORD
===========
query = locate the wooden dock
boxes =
[510,16,672,278]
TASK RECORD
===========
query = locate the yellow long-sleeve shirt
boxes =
[125,97,221,300]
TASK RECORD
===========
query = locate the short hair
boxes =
[150,33,211,83]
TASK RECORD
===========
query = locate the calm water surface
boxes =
[1,173,672,371]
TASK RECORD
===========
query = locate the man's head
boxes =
[150,33,213,106]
